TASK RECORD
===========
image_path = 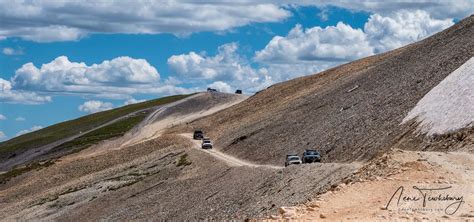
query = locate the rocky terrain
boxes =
[0,133,358,220]
[0,15,472,221]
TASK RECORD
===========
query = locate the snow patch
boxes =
[403,57,474,135]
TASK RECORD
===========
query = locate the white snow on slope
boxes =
[403,57,474,135]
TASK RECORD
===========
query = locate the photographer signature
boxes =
[385,186,464,215]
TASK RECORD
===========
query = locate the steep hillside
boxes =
[1,92,357,221]
[0,94,190,171]
[122,92,247,146]
[170,15,474,165]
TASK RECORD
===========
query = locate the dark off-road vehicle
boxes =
[302,150,321,163]
[193,130,204,140]
[235,89,242,94]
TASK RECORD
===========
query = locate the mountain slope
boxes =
[170,15,474,165]
[0,94,191,171]
[1,15,473,222]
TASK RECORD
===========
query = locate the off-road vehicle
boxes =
[302,150,321,163]
[193,130,204,140]
[201,138,213,149]
[285,154,302,167]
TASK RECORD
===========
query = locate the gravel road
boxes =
[182,133,283,169]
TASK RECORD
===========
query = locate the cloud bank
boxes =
[1,56,193,104]
[0,1,290,42]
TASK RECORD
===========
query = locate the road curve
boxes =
[180,133,283,169]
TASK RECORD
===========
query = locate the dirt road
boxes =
[182,133,283,169]
[122,92,248,147]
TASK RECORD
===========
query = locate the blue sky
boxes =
[0,1,471,141]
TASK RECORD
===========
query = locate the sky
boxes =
[0,0,472,141]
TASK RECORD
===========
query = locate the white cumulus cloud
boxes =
[254,10,453,79]
[168,43,251,81]
[78,100,114,114]
[6,56,193,102]
[208,81,232,93]
[255,22,373,63]
[364,10,454,53]
[0,78,52,104]
[168,42,273,92]
[0,114,6,120]
[13,56,160,90]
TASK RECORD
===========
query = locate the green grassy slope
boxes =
[0,94,191,158]
[49,111,149,155]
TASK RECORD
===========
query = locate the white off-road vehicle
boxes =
[285,154,302,167]
[201,138,213,149]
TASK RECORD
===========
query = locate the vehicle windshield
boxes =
[203,140,211,143]
[289,156,300,161]
[306,150,319,155]
[195,131,203,134]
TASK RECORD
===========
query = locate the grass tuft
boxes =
[176,154,192,167]
[0,160,55,184]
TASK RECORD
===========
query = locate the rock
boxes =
[320,213,327,218]
[278,207,296,218]
[278,207,285,214]
[309,203,320,208]
[307,207,316,212]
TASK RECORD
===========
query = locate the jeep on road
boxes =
[285,154,302,167]
[201,138,213,149]
[193,130,204,140]
[302,150,321,163]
